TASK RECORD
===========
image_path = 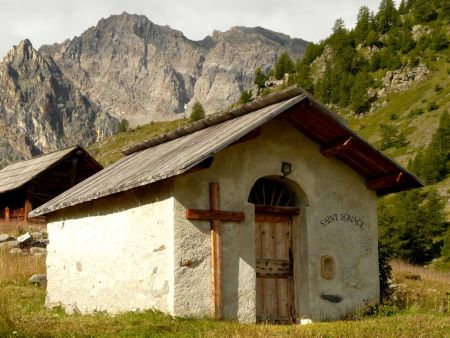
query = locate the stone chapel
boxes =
[30,87,422,323]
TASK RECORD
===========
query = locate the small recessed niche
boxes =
[320,255,335,280]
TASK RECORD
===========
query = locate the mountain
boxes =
[0,39,118,168]
[39,13,308,125]
[0,13,308,165]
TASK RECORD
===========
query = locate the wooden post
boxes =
[5,207,10,223]
[24,188,33,223]
[210,182,222,320]
[24,200,32,223]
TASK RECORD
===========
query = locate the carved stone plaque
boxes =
[321,255,335,280]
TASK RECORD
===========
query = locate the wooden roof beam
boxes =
[367,172,404,190]
[320,137,354,157]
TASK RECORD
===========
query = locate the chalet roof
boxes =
[0,146,101,195]
[0,146,77,194]
[30,87,423,217]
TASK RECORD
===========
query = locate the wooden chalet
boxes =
[0,146,102,224]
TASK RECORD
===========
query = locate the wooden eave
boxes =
[280,98,423,195]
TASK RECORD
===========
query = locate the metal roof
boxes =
[0,146,80,195]
[30,87,423,217]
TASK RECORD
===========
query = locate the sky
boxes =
[0,0,382,58]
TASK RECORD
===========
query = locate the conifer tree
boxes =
[376,0,399,34]
[295,60,314,93]
[302,43,324,64]
[443,1,450,18]
[351,71,372,114]
[190,101,205,122]
[378,188,446,264]
[398,0,409,15]
[431,28,450,51]
[379,123,408,150]
[274,52,295,80]
[328,19,357,74]
[442,228,450,262]
[354,6,371,45]
[409,111,449,183]
[413,0,438,23]
[254,68,267,90]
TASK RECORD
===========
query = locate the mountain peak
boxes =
[19,38,33,48]
[2,38,41,66]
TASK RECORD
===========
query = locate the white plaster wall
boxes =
[45,184,175,315]
[171,119,379,322]
[172,192,256,322]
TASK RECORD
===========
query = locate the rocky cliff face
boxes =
[40,13,307,125]
[0,13,307,166]
[0,40,118,167]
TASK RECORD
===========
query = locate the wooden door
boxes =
[255,206,298,322]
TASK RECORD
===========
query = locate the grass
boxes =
[391,260,450,285]
[87,119,189,167]
[0,221,46,237]
[0,250,46,286]
[0,255,449,337]
[432,258,450,273]
[390,260,450,313]
[0,285,449,338]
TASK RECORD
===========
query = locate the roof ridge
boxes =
[121,86,304,155]
[0,145,80,169]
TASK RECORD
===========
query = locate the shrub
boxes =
[378,240,393,302]
[427,101,439,111]
[261,88,271,97]
[408,107,424,117]
[435,84,443,92]
[118,118,129,133]
[390,113,399,120]
[239,90,252,104]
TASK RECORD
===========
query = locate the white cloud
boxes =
[0,0,382,58]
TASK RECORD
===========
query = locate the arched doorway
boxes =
[248,176,301,323]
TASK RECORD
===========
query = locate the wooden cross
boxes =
[185,182,245,320]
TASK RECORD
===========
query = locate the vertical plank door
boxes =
[255,207,297,322]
